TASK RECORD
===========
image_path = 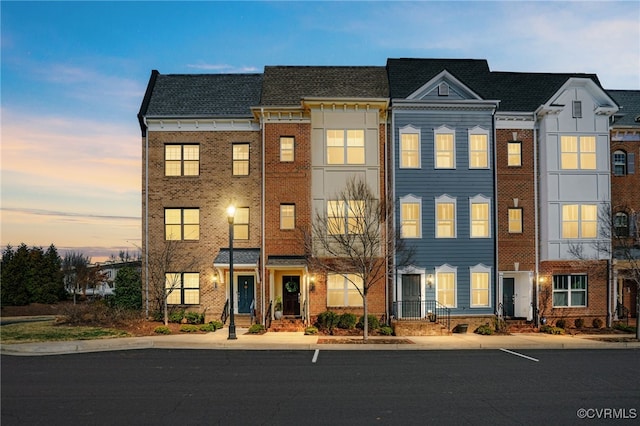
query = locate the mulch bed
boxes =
[318,338,414,344]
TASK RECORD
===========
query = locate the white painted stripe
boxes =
[312,349,319,363]
[499,348,539,362]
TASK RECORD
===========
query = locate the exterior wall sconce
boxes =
[426,274,434,288]
[309,275,316,292]
[212,274,218,290]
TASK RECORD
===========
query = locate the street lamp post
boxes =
[227,205,237,340]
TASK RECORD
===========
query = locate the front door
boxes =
[237,275,255,314]
[282,275,300,316]
[503,278,515,317]
[401,274,421,318]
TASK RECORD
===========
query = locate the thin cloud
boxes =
[186,63,260,73]
[0,207,139,221]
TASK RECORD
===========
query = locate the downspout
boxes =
[492,109,498,318]
[260,107,266,326]
[533,113,540,327]
[383,107,389,324]
[390,105,397,318]
[144,117,149,319]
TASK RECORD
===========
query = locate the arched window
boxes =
[613,150,627,175]
[614,212,629,237]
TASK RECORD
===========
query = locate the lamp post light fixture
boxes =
[227,205,237,340]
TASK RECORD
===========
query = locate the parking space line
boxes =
[499,348,539,362]
[312,349,319,363]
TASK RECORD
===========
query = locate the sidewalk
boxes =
[2,328,639,356]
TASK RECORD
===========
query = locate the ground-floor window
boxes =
[327,273,363,307]
[553,274,587,307]
[166,272,200,305]
[435,265,457,308]
[470,265,490,307]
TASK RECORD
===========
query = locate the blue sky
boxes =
[1,1,639,261]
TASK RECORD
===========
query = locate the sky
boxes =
[1,1,639,262]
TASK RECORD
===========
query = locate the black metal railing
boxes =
[392,300,451,330]
[264,300,273,329]
[221,299,229,325]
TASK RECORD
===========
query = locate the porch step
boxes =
[269,318,306,332]
[228,314,253,328]
[506,319,536,333]
[392,320,451,336]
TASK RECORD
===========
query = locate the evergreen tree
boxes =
[113,266,142,310]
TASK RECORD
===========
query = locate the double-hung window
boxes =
[327,129,365,165]
[553,274,587,307]
[165,144,199,176]
[470,195,490,238]
[280,137,295,162]
[468,128,489,168]
[613,150,627,175]
[233,143,250,175]
[165,208,199,241]
[435,195,456,238]
[280,204,295,230]
[560,136,596,170]
[562,204,597,239]
[614,212,629,237]
[327,273,363,307]
[436,265,457,308]
[166,272,200,305]
[507,141,522,167]
[470,264,490,307]
[399,126,420,168]
[327,200,365,235]
[233,207,250,240]
[434,127,455,169]
[400,195,421,238]
[508,208,523,233]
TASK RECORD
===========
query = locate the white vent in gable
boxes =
[438,82,449,96]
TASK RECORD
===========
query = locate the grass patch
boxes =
[0,320,129,344]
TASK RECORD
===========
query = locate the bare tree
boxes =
[62,252,106,303]
[146,239,198,326]
[568,203,640,339]
[304,176,412,341]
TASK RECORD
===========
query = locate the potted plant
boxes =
[274,296,283,320]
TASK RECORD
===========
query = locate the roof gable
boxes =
[539,77,617,115]
[407,70,484,101]
[608,90,640,128]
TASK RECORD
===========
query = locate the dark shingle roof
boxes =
[213,248,260,266]
[260,66,388,106]
[386,58,493,99]
[608,90,640,127]
[143,72,263,117]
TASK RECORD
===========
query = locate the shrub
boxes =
[180,324,200,333]
[184,311,204,324]
[574,318,585,328]
[540,325,564,335]
[592,318,604,329]
[248,324,265,334]
[613,323,636,333]
[337,313,357,329]
[555,319,566,329]
[474,323,494,335]
[209,320,223,331]
[378,326,393,336]
[154,326,171,335]
[357,314,380,330]
[169,310,185,323]
[199,323,216,332]
[316,311,340,332]
[304,326,318,335]
[113,266,142,310]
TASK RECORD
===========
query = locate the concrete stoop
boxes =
[269,318,306,332]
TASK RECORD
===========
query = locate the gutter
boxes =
[533,112,540,326]
[260,107,266,326]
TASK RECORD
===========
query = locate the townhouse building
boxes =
[138,59,635,332]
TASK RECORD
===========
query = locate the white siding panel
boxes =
[558,175,598,201]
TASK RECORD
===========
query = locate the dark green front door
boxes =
[401,274,421,318]
[237,275,255,314]
[503,278,515,317]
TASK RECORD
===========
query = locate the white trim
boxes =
[469,194,491,238]
[434,125,456,169]
[468,126,490,169]
[399,125,421,169]
[435,194,457,238]
[469,264,492,308]
[435,264,457,308]
[399,194,422,239]
[145,118,260,132]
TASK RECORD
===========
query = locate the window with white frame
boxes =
[165,208,199,241]
[326,129,365,165]
[165,272,200,305]
[327,273,363,307]
[436,265,456,308]
[280,137,295,162]
[232,143,250,175]
[233,207,250,240]
[280,204,295,230]
[436,195,456,238]
[508,208,523,233]
[560,136,596,170]
[400,126,420,168]
[327,200,365,235]
[614,212,629,237]
[553,274,587,307]
[400,195,421,238]
[468,128,489,168]
[470,195,490,238]
[507,141,522,167]
[470,265,490,307]
[165,144,199,176]
[562,204,597,239]
[434,127,455,169]
[613,150,627,176]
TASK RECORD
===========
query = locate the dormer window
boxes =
[438,82,449,96]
